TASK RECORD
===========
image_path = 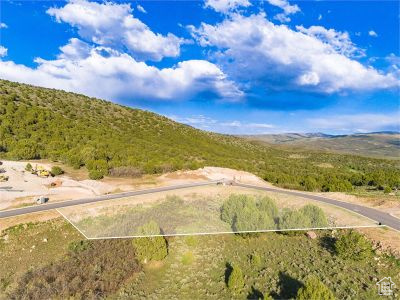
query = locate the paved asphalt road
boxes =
[0,181,218,219]
[236,183,400,231]
[1,181,399,231]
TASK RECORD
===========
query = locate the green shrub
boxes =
[296,276,335,300]
[301,176,319,191]
[181,251,195,265]
[257,196,279,220]
[221,194,249,224]
[263,294,273,300]
[227,264,245,294]
[25,163,32,172]
[249,252,262,269]
[384,186,392,194]
[234,205,275,232]
[221,195,277,233]
[279,210,311,231]
[334,230,373,261]
[50,166,64,176]
[185,235,198,247]
[88,169,105,180]
[132,221,168,263]
[68,240,91,253]
[299,204,328,228]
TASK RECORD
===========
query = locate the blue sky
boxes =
[0,0,399,134]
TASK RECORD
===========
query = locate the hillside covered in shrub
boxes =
[0,79,399,192]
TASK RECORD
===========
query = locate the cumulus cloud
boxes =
[191,13,399,94]
[204,0,251,14]
[296,25,365,57]
[267,0,300,23]
[0,46,7,57]
[307,113,400,132]
[0,39,243,102]
[47,0,185,61]
[0,23,7,29]
[368,30,378,37]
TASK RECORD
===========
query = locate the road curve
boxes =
[236,183,400,231]
[1,181,399,231]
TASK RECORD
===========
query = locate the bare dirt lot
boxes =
[0,161,269,211]
[0,161,113,210]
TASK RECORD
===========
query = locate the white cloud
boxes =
[170,114,275,134]
[368,30,378,37]
[0,23,7,29]
[0,39,243,102]
[136,4,147,13]
[191,13,399,94]
[47,0,185,61]
[0,46,7,57]
[204,0,251,14]
[307,113,400,132]
[296,25,365,57]
[318,14,322,21]
[267,0,300,23]
[58,38,92,60]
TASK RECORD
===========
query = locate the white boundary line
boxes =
[54,183,399,239]
[56,208,90,239]
[71,225,386,240]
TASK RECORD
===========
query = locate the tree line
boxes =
[1,79,399,192]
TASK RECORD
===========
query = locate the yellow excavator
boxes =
[32,165,50,178]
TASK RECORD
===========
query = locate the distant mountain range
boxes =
[240,132,400,159]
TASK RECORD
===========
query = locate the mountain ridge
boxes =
[1,79,399,192]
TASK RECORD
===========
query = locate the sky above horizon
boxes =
[0,0,399,134]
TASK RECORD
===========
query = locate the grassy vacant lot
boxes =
[0,219,82,294]
[1,218,399,299]
[118,231,400,299]
[59,188,375,238]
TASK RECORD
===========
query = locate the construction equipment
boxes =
[32,165,50,178]
[0,175,9,182]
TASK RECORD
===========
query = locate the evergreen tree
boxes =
[132,221,168,263]
[334,230,373,261]
[296,276,335,300]
[227,264,245,294]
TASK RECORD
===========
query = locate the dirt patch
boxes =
[163,172,208,181]
[161,167,270,186]
[288,154,307,159]
[315,163,334,168]
[0,161,114,210]
[358,227,400,257]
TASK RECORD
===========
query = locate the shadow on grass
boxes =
[247,286,264,299]
[270,272,303,299]
[319,235,337,254]
[224,262,233,284]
